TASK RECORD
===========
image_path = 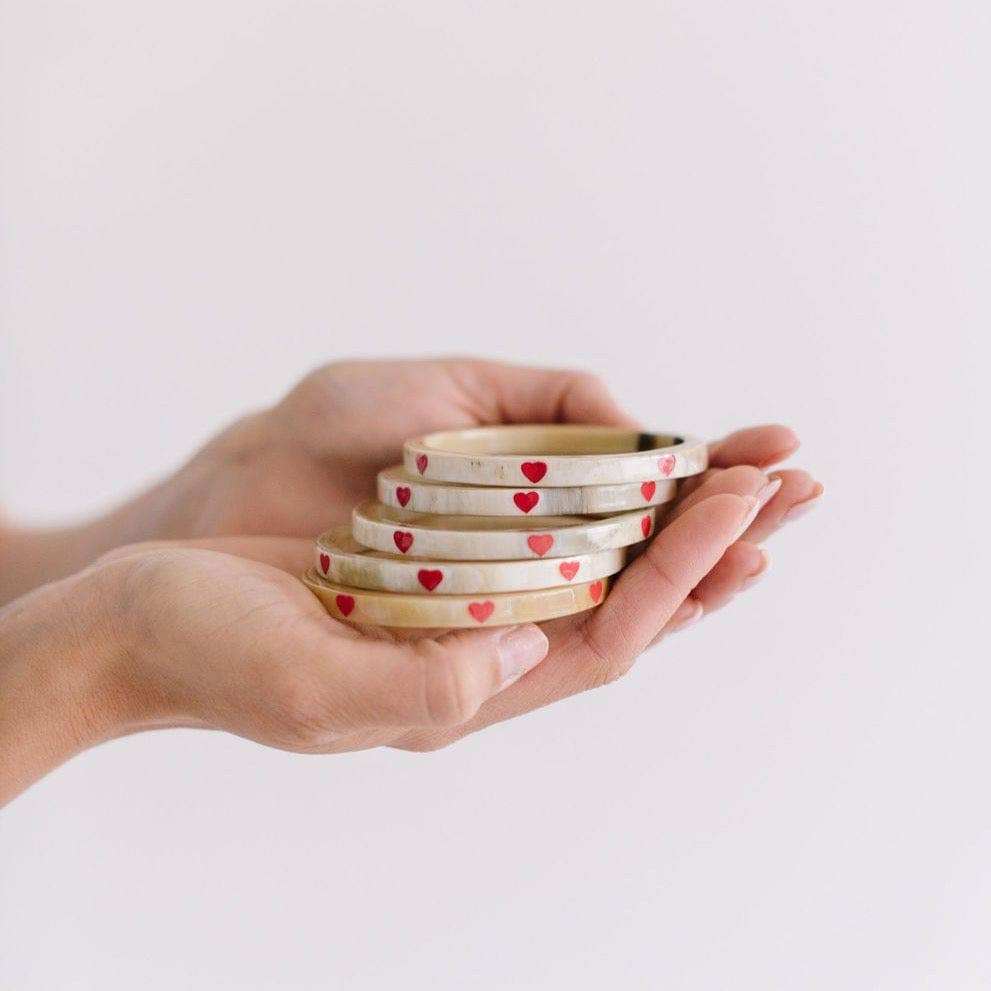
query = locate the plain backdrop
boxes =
[1,2,989,988]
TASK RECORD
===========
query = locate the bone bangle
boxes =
[352,501,658,561]
[377,465,678,517]
[315,526,627,594]
[301,570,609,628]
[403,425,707,486]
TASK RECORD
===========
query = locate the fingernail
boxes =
[739,547,770,591]
[496,624,549,691]
[783,483,824,523]
[734,477,782,541]
[668,599,704,633]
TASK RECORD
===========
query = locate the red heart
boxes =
[393,530,414,553]
[559,560,580,581]
[416,454,429,475]
[513,491,540,513]
[395,486,411,507]
[658,455,676,476]
[468,601,495,623]
[319,552,330,575]
[527,534,554,557]
[335,594,355,617]
[641,515,652,538]
[417,569,443,592]
[640,481,656,502]
[589,580,604,603]
[520,461,547,483]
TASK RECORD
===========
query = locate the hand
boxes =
[0,359,653,602]
[0,358,821,603]
[112,358,647,540]
[1,418,821,802]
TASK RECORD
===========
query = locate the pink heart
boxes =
[396,486,411,507]
[558,561,580,581]
[393,530,414,554]
[335,594,355,617]
[416,454,429,475]
[417,569,443,592]
[641,515,652,538]
[640,481,656,502]
[468,601,495,623]
[527,534,554,557]
[658,455,676,477]
[589,580,604,604]
[520,461,547,483]
[319,552,330,574]
[513,491,540,513]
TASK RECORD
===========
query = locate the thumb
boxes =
[324,622,550,731]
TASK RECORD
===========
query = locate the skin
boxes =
[0,359,823,804]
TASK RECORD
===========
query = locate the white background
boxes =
[1,2,989,988]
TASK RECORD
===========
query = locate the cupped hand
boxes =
[112,359,643,543]
[85,431,820,756]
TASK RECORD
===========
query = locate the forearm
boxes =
[0,520,111,605]
[0,570,126,805]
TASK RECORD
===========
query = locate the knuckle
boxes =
[641,549,683,602]
[412,640,485,728]
[580,625,635,690]
[264,667,334,751]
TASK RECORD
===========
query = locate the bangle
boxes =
[377,465,678,516]
[302,570,609,628]
[351,501,657,561]
[403,425,707,486]
[315,526,627,594]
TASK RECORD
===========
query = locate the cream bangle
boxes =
[315,526,627,594]
[377,465,678,517]
[301,570,609,628]
[351,501,657,561]
[403,425,707,486]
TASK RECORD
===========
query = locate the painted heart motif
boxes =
[558,561,580,581]
[640,481,657,502]
[527,534,554,557]
[393,530,414,553]
[396,486,411,507]
[641,515,652,538]
[520,461,547,483]
[335,594,355,617]
[417,569,443,592]
[416,454,429,475]
[658,455,676,476]
[319,552,330,575]
[468,601,495,623]
[513,491,540,513]
[589,580,604,603]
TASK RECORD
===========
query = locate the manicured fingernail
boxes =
[496,624,549,691]
[783,483,824,523]
[668,599,704,633]
[739,548,770,591]
[734,478,782,540]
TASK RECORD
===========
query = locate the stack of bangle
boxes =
[303,426,708,628]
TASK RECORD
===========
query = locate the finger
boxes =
[645,541,769,648]
[666,465,777,525]
[97,535,314,574]
[462,360,639,428]
[740,471,824,542]
[582,491,760,671]
[304,622,550,735]
[708,424,799,469]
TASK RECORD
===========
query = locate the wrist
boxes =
[0,564,132,804]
